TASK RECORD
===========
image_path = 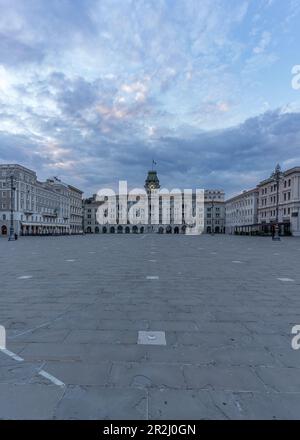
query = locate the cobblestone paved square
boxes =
[1,234,300,419]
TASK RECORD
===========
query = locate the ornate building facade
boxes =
[257,166,300,236]
[0,164,83,237]
[225,188,259,234]
[204,190,225,234]
[83,170,225,234]
[69,185,84,234]
[225,166,300,236]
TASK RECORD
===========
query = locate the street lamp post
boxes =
[211,199,215,235]
[8,174,16,241]
[271,164,282,241]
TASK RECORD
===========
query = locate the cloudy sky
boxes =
[0,0,300,197]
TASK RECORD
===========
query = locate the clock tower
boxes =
[144,170,160,193]
[145,170,160,229]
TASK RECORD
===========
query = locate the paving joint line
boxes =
[0,347,65,388]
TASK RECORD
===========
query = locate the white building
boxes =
[83,170,225,234]
[68,185,84,234]
[83,195,102,234]
[257,166,300,236]
[225,188,259,234]
[0,164,83,237]
[204,190,226,234]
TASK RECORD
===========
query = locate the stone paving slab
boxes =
[53,386,147,420]
[0,384,65,419]
[43,361,111,386]
[183,365,267,392]
[255,366,300,392]
[209,390,300,420]
[108,362,186,389]
[0,361,42,385]
[176,331,254,347]
[148,385,300,420]
[148,389,227,420]
[64,329,138,345]
[1,234,300,419]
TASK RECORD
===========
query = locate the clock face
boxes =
[149,183,156,190]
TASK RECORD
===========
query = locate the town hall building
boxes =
[83,170,225,234]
